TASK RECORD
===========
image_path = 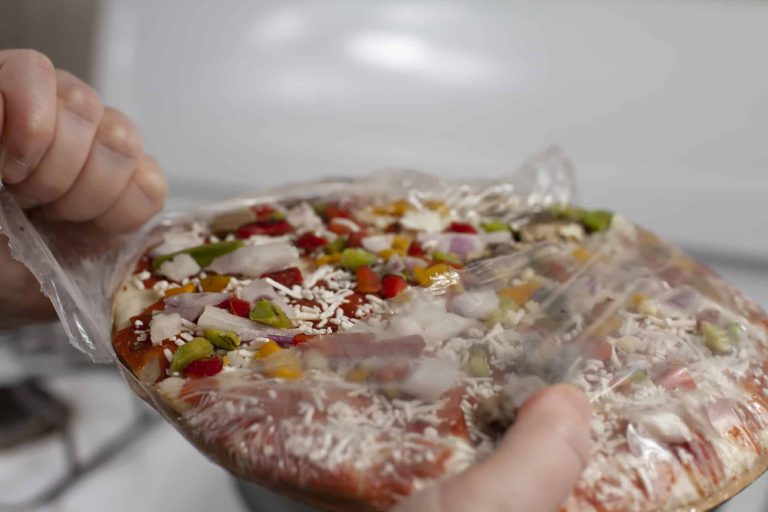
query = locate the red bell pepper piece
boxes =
[324,204,353,220]
[237,219,294,238]
[407,240,425,257]
[218,297,251,318]
[356,266,382,294]
[381,274,408,299]
[262,267,303,287]
[347,231,366,248]
[447,222,477,234]
[292,333,314,346]
[252,204,280,221]
[182,356,223,378]
[295,232,327,253]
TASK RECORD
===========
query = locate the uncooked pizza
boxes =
[112,184,768,511]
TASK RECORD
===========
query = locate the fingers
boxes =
[10,69,104,207]
[94,154,168,232]
[0,50,166,232]
[44,107,144,222]
[0,49,57,183]
[395,385,592,512]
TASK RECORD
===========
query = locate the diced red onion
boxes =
[385,255,406,274]
[417,233,452,253]
[448,289,500,319]
[658,286,702,316]
[264,334,295,348]
[449,235,483,259]
[164,292,229,321]
[207,242,299,277]
[285,202,322,230]
[196,304,298,340]
[656,366,696,391]
[150,313,183,345]
[397,358,459,401]
[389,296,478,345]
[403,256,429,271]
[157,253,201,282]
[149,230,204,257]
[362,235,394,253]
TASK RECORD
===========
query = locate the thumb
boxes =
[394,384,592,512]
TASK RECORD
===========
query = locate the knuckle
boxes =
[56,73,103,123]
[96,108,143,159]
[17,109,55,152]
[137,157,169,205]
[11,49,55,74]
[27,176,72,204]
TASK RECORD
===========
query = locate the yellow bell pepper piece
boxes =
[391,235,411,251]
[498,281,541,306]
[164,283,197,297]
[594,313,624,337]
[263,351,302,380]
[345,366,371,383]
[253,340,282,359]
[200,274,231,293]
[378,248,405,261]
[315,253,342,266]
[373,199,410,217]
[414,263,456,287]
[570,247,591,262]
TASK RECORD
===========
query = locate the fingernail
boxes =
[1,156,32,184]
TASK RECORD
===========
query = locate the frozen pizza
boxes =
[112,184,768,511]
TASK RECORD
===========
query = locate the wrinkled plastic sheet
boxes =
[2,148,768,512]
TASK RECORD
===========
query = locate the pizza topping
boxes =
[449,290,499,320]
[340,248,377,271]
[197,304,297,340]
[163,292,229,321]
[236,218,294,238]
[447,221,477,234]
[356,266,382,295]
[200,274,231,293]
[182,356,224,378]
[253,339,283,359]
[480,221,510,233]
[203,329,241,350]
[218,296,251,318]
[150,313,184,345]
[295,232,328,253]
[157,253,201,283]
[153,240,245,269]
[249,299,294,329]
[206,243,299,277]
[700,321,733,355]
[261,267,303,287]
[170,337,214,373]
[381,275,409,299]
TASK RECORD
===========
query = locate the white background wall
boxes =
[93,0,768,259]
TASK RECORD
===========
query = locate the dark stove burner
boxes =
[0,378,70,449]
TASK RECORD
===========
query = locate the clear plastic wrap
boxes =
[2,148,768,512]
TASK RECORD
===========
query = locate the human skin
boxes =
[0,48,168,329]
[395,384,592,512]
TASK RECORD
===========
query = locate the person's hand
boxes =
[394,385,592,512]
[0,49,168,329]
